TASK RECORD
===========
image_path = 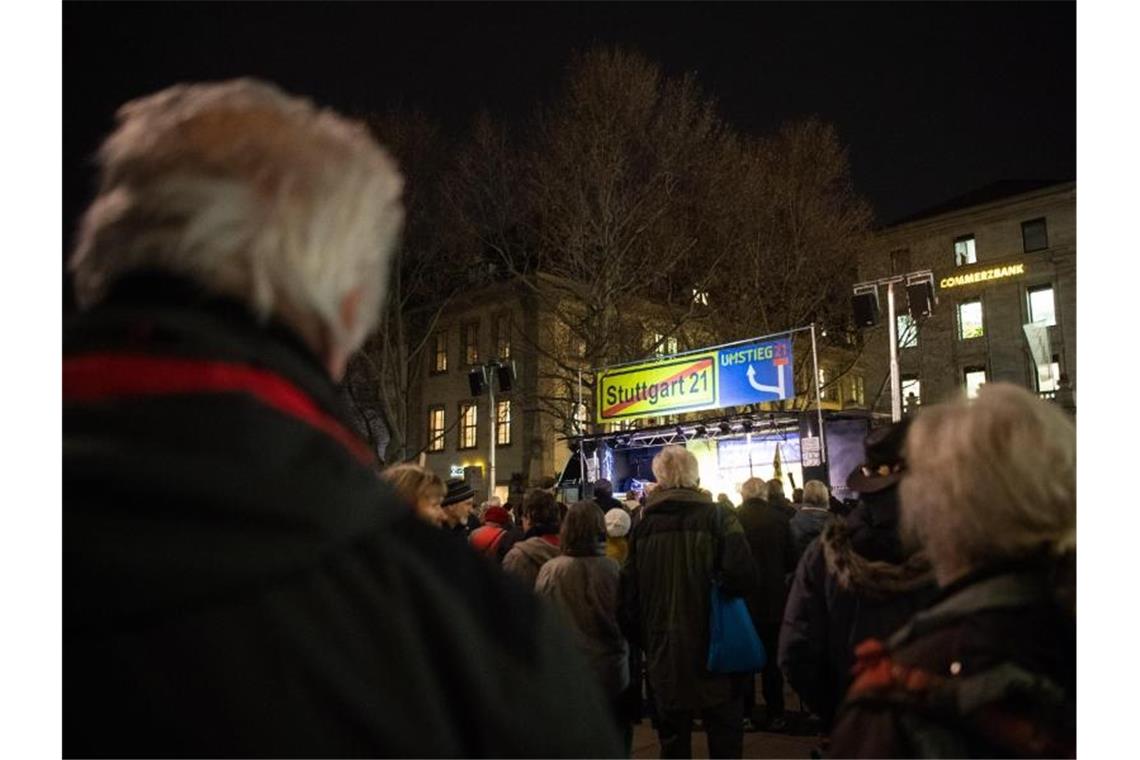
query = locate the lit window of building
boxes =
[1022,217,1048,252]
[954,234,977,267]
[901,375,921,410]
[1027,284,1056,327]
[461,321,480,365]
[897,313,918,348]
[458,401,478,449]
[427,406,446,452]
[432,331,448,374]
[964,366,987,399]
[652,333,678,357]
[496,400,511,445]
[818,367,830,400]
[958,298,984,339]
[692,289,709,305]
[494,314,511,360]
[1037,355,1062,394]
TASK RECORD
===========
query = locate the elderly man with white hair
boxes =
[829,383,1076,758]
[619,445,756,759]
[63,79,620,758]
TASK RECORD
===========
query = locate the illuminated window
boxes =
[431,331,448,374]
[461,321,480,365]
[692,289,709,305]
[901,375,921,410]
[496,400,511,445]
[954,235,977,267]
[573,402,588,433]
[853,375,865,406]
[458,401,478,450]
[964,366,987,399]
[652,333,678,357]
[897,313,918,348]
[1037,356,1062,393]
[958,299,984,340]
[494,314,511,360]
[1022,218,1048,252]
[818,367,830,400]
[427,406,446,452]
[1027,285,1056,327]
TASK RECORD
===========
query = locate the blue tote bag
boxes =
[706,582,767,674]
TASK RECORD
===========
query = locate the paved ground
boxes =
[630,683,822,759]
[630,720,820,759]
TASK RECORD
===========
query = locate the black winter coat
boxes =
[778,493,936,729]
[736,498,796,626]
[63,275,622,758]
[619,488,757,711]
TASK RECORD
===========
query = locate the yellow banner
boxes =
[596,353,717,422]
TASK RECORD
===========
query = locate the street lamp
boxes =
[851,270,935,422]
[468,359,516,500]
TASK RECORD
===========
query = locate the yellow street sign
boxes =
[596,353,717,423]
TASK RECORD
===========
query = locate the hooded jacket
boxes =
[535,552,629,698]
[620,487,757,711]
[502,525,561,588]
[63,275,622,758]
[829,558,1076,758]
[778,492,936,729]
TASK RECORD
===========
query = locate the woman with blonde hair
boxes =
[380,463,447,527]
[830,383,1075,757]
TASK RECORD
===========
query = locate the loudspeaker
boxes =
[852,292,880,327]
[468,367,487,396]
[496,361,516,392]
[906,282,935,319]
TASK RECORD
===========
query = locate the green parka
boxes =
[619,487,758,710]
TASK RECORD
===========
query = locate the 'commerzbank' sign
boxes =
[939,262,1025,289]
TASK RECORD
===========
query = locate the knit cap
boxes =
[605,508,631,538]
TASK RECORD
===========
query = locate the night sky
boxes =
[63,1,1075,249]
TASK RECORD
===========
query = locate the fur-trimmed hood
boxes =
[821,518,933,598]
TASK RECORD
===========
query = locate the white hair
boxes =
[652,445,700,489]
[802,480,830,509]
[740,477,767,501]
[70,78,404,356]
[900,382,1076,584]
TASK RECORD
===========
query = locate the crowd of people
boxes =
[63,79,1076,758]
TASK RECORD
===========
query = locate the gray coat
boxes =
[535,553,630,697]
[502,535,561,588]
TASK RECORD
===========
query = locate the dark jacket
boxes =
[736,497,796,626]
[829,560,1076,758]
[63,275,622,758]
[620,487,756,711]
[789,506,834,561]
[778,493,936,729]
[594,493,624,515]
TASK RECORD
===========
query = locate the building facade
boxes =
[859,181,1076,413]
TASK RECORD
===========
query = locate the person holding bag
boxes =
[619,446,758,759]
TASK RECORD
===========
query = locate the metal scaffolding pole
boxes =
[809,323,828,463]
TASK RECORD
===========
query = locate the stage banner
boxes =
[596,337,794,423]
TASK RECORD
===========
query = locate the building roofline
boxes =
[878,179,1075,232]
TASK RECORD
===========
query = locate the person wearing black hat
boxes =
[441,478,477,538]
[777,420,937,734]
